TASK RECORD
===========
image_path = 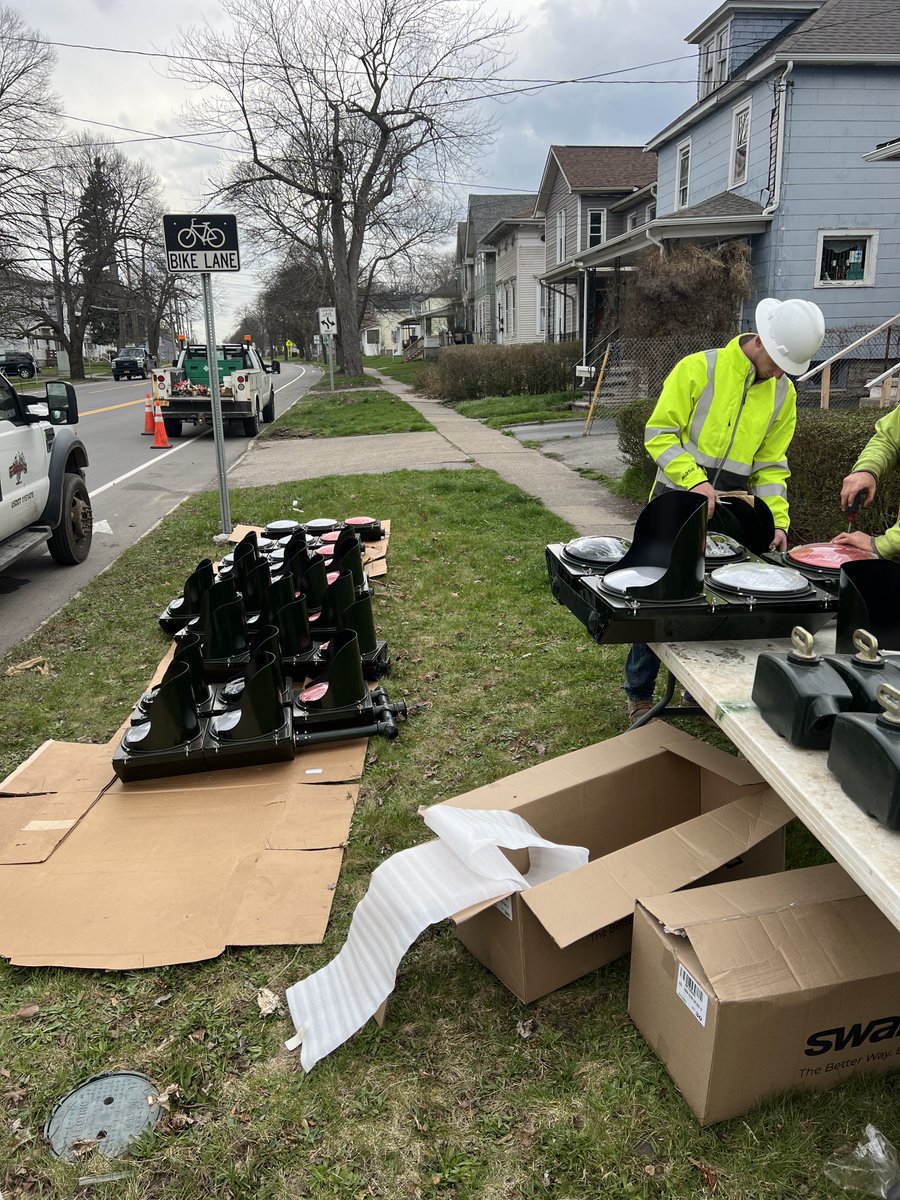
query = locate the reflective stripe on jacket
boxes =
[644,335,796,531]
[852,405,900,560]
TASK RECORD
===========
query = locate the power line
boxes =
[9,2,900,95]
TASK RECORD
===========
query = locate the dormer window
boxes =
[700,21,731,97]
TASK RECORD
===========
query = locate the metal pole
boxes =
[200,272,232,535]
[327,334,335,392]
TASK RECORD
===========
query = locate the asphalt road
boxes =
[0,361,320,658]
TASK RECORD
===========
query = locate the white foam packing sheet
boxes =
[284,805,589,1071]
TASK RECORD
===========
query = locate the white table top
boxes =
[650,627,900,932]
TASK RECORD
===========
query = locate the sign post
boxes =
[318,306,337,392]
[163,213,241,535]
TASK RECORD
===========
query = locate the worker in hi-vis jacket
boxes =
[624,296,826,723]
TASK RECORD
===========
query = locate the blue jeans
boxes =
[624,643,661,702]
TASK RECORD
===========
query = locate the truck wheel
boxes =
[113,374,121,381]
[262,392,275,423]
[47,473,93,565]
[163,417,183,438]
[243,413,259,437]
[140,369,148,379]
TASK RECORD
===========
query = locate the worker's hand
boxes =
[840,470,877,512]
[770,529,788,552]
[832,530,878,557]
[690,481,717,519]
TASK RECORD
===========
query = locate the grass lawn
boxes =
[308,368,379,390]
[262,388,434,438]
[14,361,115,393]
[456,391,582,429]
[364,354,430,387]
[0,467,891,1198]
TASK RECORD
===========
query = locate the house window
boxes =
[676,140,691,210]
[700,36,715,98]
[365,329,380,345]
[714,25,729,86]
[537,283,545,335]
[587,209,606,247]
[626,211,640,232]
[556,210,566,264]
[729,100,751,188]
[816,230,878,286]
[510,283,516,337]
[646,202,656,223]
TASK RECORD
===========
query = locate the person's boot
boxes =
[627,697,654,723]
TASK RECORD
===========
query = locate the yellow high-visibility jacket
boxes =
[851,404,900,560]
[644,334,797,532]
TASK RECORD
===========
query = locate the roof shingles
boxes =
[551,145,657,190]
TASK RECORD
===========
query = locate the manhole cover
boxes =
[45,1071,160,1161]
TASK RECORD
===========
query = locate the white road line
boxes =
[90,369,309,497]
[90,430,211,496]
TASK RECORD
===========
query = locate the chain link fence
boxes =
[589,324,899,411]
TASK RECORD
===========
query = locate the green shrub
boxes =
[615,398,656,489]
[788,410,900,544]
[614,403,900,545]
[427,343,580,402]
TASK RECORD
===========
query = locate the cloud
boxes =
[29,0,714,326]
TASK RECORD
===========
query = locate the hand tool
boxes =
[845,491,862,534]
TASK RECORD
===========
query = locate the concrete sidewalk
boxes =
[228,370,639,537]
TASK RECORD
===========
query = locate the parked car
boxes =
[112,346,155,380]
[0,350,40,380]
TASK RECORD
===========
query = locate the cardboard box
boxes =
[628,863,900,1125]
[446,723,791,1003]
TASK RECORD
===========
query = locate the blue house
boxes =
[575,0,900,361]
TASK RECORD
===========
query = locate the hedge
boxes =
[422,343,581,403]
[614,400,900,546]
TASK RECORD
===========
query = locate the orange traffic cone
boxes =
[150,401,170,449]
[142,394,154,434]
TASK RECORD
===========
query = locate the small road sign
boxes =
[318,307,337,335]
[163,214,240,272]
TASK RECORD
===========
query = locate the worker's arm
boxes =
[644,355,709,491]
[747,386,796,534]
[852,407,900,482]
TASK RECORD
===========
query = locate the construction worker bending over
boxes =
[833,406,900,560]
[624,296,826,723]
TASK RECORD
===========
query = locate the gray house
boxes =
[576,0,900,355]
[457,194,537,343]
[534,145,657,352]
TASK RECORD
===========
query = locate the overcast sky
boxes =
[27,0,713,332]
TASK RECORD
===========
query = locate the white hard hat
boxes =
[755,297,826,375]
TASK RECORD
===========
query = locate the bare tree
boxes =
[0,5,60,272]
[172,0,515,374]
[18,136,163,378]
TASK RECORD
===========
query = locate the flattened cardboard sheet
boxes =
[0,742,360,969]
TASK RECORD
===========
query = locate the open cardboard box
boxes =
[444,723,791,1003]
[628,863,900,1124]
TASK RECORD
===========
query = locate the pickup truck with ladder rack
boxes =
[151,342,277,438]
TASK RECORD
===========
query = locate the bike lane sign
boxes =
[163,213,241,272]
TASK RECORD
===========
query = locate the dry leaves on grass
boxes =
[689,1157,720,1192]
[5,657,50,678]
[256,987,284,1017]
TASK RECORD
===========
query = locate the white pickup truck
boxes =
[0,373,92,571]
[151,343,277,438]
